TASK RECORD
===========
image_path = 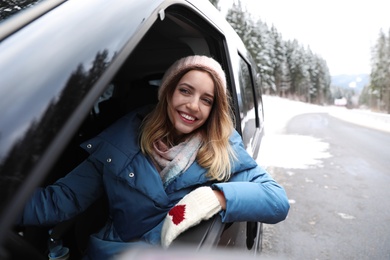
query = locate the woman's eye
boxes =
[203,98,213,106]
[179,88,190,94]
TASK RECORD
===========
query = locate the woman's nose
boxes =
[187,98,200,111]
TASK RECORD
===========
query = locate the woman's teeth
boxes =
[180,113,195,121]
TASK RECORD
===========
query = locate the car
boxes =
[0,0,265,259]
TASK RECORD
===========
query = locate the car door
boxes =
[0,0,265,258]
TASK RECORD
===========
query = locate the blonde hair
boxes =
[140,67,236,181]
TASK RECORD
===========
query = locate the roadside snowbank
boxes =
[328,106,390,133]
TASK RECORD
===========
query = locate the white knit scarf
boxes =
[151,133,202,188]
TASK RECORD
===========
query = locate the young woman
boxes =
[18,55,289,259]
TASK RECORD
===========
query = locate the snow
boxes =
[257,95,390,169]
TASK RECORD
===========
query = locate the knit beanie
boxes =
[158,55,227,100]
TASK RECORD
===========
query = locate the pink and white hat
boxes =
[158,55,227,100]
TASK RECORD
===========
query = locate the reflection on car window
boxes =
[0,0,46,22]
[236,56,256,151]
[93,84,115,114]
[254,72,263,121]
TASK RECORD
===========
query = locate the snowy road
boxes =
[258,96,390,259]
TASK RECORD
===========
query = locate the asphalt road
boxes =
[261,112,390,259]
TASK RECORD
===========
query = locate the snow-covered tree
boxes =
[225,0,331,104]
[370,29,390,112]
[209,0,220,10]
[386,28,390,113]
[270,25,290,96]
[253,20,275,93]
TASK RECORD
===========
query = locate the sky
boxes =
[224,0,390,76]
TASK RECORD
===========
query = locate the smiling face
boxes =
[168,70,215,137]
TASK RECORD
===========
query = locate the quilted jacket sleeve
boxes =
[212,131,290,224]
[19,157,104,226]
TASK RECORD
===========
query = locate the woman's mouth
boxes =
[179,112,196,122]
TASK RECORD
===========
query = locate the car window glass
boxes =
[255,72,264,123]
[93,84,115,114]
[236,57,257,151]
[0,0,47,22]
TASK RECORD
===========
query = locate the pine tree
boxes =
[385,28,390,113]
[285,40,308,100]
[370,29,388,111]
[226,1,253,55]
[224,0,331,103]
[253,20,275,94]
[209,0,220,10]
[270,26,290,96]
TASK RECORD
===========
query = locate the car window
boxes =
[254,72,264,123]
[236,56,257,151]
[0,0,46,22]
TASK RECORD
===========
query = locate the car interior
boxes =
[11,5,239,260]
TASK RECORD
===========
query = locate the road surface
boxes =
[261,111,390,259]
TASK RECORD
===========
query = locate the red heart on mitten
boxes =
[168,204,186,225]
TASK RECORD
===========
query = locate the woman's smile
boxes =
[179,111,197,122]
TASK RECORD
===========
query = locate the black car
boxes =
[0,0,265,259]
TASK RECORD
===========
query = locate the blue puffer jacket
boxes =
[20,106,289,259]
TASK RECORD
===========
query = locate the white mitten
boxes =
[161,186,222,248]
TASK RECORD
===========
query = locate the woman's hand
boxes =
[161,186,222,248]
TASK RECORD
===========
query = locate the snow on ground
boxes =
[328,104,390,133]
[257,95,390,170]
